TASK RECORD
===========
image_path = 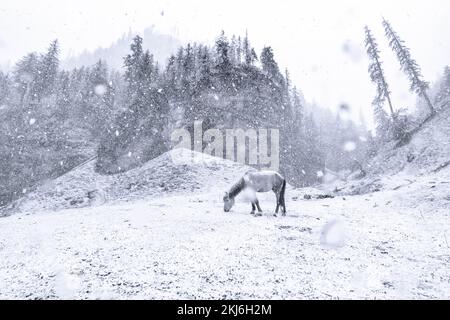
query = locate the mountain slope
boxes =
[0,166,449,299]
[368,107,450,177]
[3,149,252,215]
[321,107,450,204]
[1,116,450,299]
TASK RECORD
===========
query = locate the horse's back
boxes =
[249,170,284,180]
[244,170,284,192]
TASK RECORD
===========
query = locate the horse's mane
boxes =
[228,177,245,199]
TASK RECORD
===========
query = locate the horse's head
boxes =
[223,192,235,212]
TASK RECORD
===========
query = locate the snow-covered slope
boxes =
[321,108,450,204]
[3,149,253,215]
[368,108,450,177]
[0,169,449,299]
[1,128,449,299]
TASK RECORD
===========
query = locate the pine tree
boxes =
[364,26,396,123]
[97,36,170,173]
[303,113,325,184]
[383,18,434,115]
[35,39,60,101]
[181,43,195,96]
[197,46,212,91]
[242,31,256,67]
[230,35,238,65]
[124,35,144,97]
[215,31,231,76]
[87,60,114,135]
[13,52,39,104]
[374,103,392,141]
[261,46,281,81]
[435,66,450,108]
[0,71,11,106]
[55,71,71,120]
[236,36,242,64]
[292,87,304,127]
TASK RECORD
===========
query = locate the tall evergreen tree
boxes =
[97,35,169,173]
[124,35,144,97]
[242,31,257,67]
[236,36,242,65]
[364,26,396,123]
[55,71,71,121]
[261,46,281,81]
[374,103,391,141]
[383,18,434,115]
[0,71,11,106]
[35,39,60,100]
[215,31,232,77]
[291,87,304,127]
[435,66,450,108]
[13,52,39,104]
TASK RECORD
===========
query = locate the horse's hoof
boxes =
[273,214,278,217]
[250,211,255,215]
[255,213,262,217]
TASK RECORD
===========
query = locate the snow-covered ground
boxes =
[1,149,449,299]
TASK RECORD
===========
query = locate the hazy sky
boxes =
[1,0,449,127]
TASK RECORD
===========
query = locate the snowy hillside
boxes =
[368,107,450,177]
[319,107,450,207]
[1,149,253,215]
[1,112,450,299]
[1,144,450,299]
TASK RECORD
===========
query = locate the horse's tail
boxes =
[281,178,287,213]
[280,178,286,203]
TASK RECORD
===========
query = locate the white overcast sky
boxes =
[1,0,449,127]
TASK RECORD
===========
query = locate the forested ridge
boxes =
[1,25,449,207]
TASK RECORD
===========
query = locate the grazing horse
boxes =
[223,170,287,216]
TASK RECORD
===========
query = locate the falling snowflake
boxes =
[29,118,36,125]
[343,141,356,152]
[320,219,346,248]
[317,170,324,178]
[241,187,257,202]
[94,84,107,96]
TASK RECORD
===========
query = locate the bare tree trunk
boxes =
[373,55,396,123]
[422,91,435,115]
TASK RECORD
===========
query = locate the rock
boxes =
[316,194,334,199]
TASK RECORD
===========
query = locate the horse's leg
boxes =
[250,202,256,215]
[255,199,262,213]
[253,198,262,216]
[281,194,286,216]
[274,190,280,214]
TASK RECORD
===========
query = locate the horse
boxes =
[223,170,287,216]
